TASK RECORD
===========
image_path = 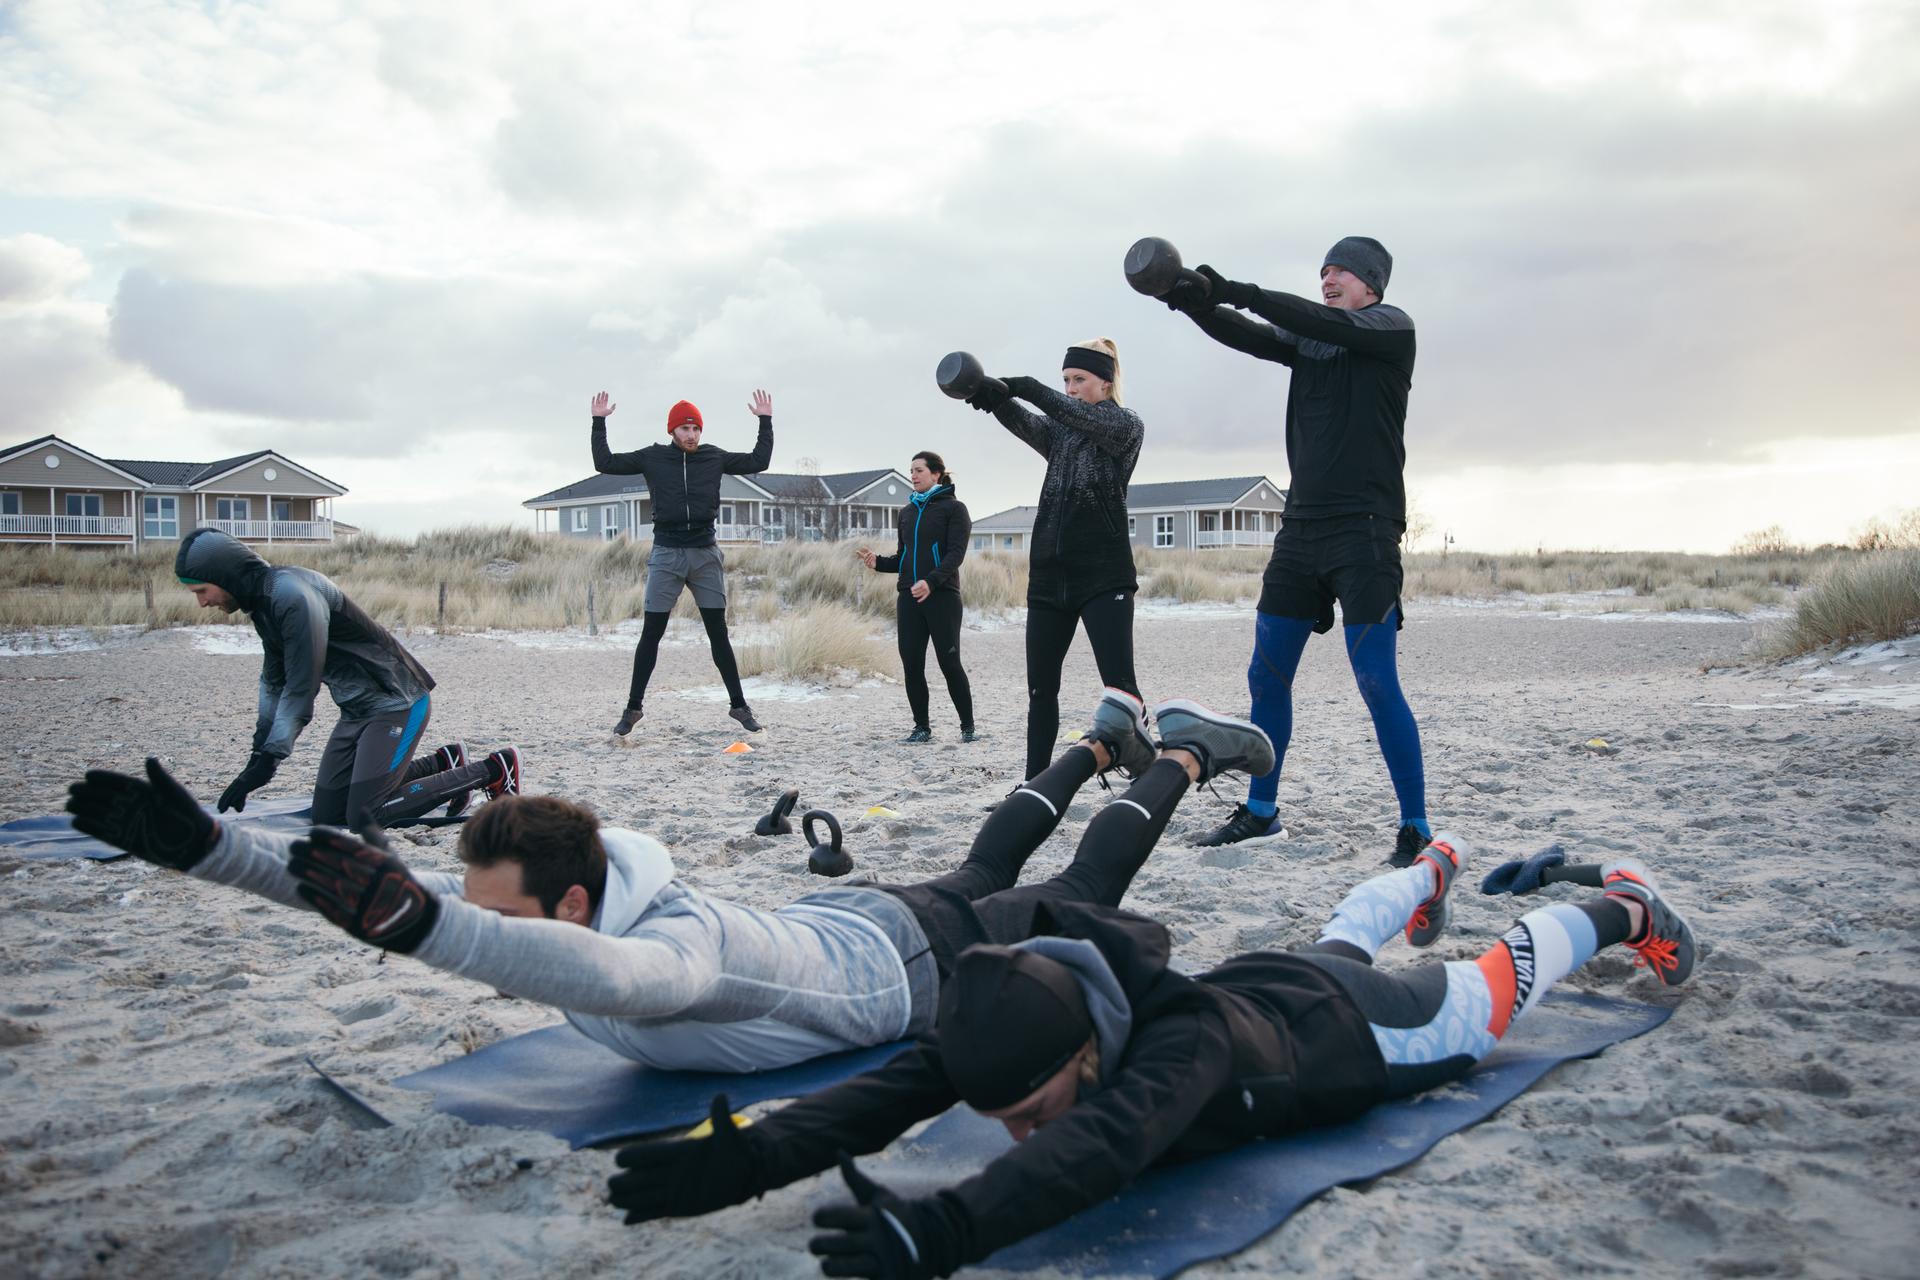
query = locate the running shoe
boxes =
[614,704,643,736]
[905,726,933,744]
[729,704,763,733]
[960,726,979,743]
[1150,699,1275,786]
[1601,858,1697,986]
[1195,803,1284,847]
[483,747,522,800]
[435,742,472,818]
[1389,822,1431,868]
[1084,688,1155,778]
[1406,834,1469,948]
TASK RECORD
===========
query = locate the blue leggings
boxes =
[1245,609,1426,823]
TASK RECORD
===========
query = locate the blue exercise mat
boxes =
[855,990,1670,1278]
[392,1023,913,1147]
[0,796,464,861]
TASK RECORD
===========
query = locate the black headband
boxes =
[1062,346,1115,381]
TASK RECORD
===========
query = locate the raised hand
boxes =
[607,1093,765,1224]
[216,751,277,814]
[748,389,773,417]
[855,546,877,569]
[591,391,617,418]
[287,826,441,954]
[65,757,217,871]
[1194,264,1254,308]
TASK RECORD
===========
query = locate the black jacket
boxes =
[1187,292,1414,524]
[872,486,971,596]
[590,415,774,548]
[990,379,1141,610]
[175,530,434,760]
[731,901,1387,1275]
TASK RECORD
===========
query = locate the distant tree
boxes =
[1402,492,1434,552]
[1854,507,1920,551]
[1732,524,1796,556]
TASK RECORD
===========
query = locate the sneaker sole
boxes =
[1150,699,1276,779]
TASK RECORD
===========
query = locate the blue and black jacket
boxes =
[872,485,971,596]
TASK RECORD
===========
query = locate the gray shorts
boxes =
[645,544,728,612]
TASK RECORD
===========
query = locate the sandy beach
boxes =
[3,603,1917,1278]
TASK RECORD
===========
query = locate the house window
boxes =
[273,500,292,523]
[65,493,103,518]
[1,492,21,516]
[1154,515,1174,548]
[572,508,590,532]
[767,507,783,525]
[1127,516,1136,538]
[719,503,734,527]
[1002,535,1014,549]
[972,535,986,550]
[602,505,619,540]
[217,498,251,522]
[850,509,869,530]
[1198,513,1217,531]
[143,495,179,538]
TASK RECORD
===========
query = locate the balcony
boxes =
[0,514,137,538]
[200,518,335,541]
[1194,529,1272,548]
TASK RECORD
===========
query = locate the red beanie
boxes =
[666,400,703,433]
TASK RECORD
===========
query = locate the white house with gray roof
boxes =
[0,434,347,549]
[524,468,915,544]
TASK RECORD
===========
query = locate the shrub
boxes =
[1761,549,1920,658]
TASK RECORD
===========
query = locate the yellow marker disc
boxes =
[865,805,900,817]
[684,1113,753,1138]
[1586,738,1610,749]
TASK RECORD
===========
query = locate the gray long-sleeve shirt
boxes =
[193,820,921,1072]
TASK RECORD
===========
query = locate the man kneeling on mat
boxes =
[64,691,1273,1074]
[606,840,1695,1278]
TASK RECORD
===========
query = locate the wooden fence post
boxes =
[437,581,447,631]
[588,581,598,636]
[144,580,156,630]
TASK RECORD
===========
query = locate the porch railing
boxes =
[200,519,335,541]
[1194,529,1272,548]
[0,514,137,536]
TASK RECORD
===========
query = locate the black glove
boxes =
[1161,276,1213,314]
[288,825,441,954]
[608,1093,766,1224]
[217,751,278,813]
[65,757,218,871]
[808,1153,934,1280]
[964,382,1010,413]
[1194,264,1255,309]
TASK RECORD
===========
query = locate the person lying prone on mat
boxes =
[63,691,1276,1075]
[605,841,1696,1279]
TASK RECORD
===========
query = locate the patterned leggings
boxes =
[1302,862,1623,1097]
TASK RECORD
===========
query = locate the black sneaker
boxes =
[729,704,763,733]
[905,726,933,744]
[1150,699,1275,785]
[434,742,472,818]
[614,705,643,736]
[1196,803,1285,847]
[1389,823,1431,868]
[960,726,979,743]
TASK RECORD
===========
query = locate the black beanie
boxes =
[937,946,1094,1111]
[1323,236,1392,299]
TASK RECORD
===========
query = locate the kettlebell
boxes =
[1123,235,1210,298]
[802,809,853,878]
[935,350,1010,402]
[755,788,800,837]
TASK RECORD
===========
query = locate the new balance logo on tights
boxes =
[1503,922,1537,1012]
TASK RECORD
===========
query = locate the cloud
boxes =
[0,232,89,305]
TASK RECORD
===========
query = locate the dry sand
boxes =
[2,604,1917,1278]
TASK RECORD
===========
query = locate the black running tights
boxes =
[627,608,747,709]
[1023,590,1140,778]
[898,591,973,730]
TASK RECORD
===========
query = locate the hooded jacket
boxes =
[590,414,774,548]
[176,530,433,759]
[990,380,1142,610]
[872,485,971,596]
[727,900,1388,1275]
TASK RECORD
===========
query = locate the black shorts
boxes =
[1257,513,1406,634]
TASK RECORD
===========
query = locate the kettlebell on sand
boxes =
[802,809,852,878]
[755,788,800,837]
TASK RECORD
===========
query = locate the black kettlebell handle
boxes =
[802,809,843,855]
[935,350,1010,402]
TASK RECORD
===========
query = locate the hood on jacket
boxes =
[592,827,677,936]
[175,528,273,609]
[1011,934,1133,1087]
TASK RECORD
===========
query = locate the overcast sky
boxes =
[3,0,1915,551]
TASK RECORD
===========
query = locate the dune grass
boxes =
[1760,549,1920,659]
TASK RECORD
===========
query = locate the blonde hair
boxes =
[1071,336,1123,406]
